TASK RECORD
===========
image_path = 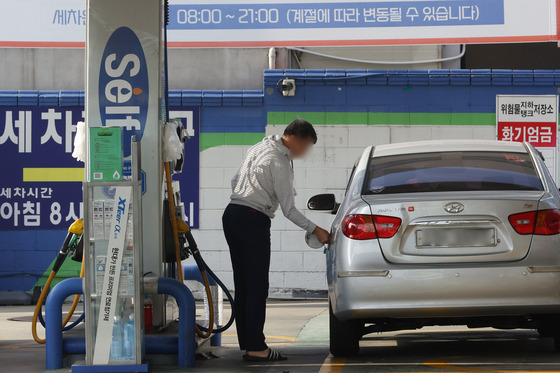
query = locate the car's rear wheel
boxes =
[329,301,362,357]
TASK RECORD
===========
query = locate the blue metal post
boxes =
[45,277,83,370]
[46,277,195,369]
[183,264,222,347]
[157,277,196,367]
[210,332,221,346]
[183,265,217,285]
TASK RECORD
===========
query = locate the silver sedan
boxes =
[308,139,560,356]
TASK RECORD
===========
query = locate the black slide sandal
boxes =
[243,349,287,361]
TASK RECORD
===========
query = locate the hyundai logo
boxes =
[444,202,464,213]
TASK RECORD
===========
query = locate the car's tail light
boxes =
[342,214,401,240]
[508,211,536,235]
[342,215,376,240]
[535,210,560,235]
[509,209,560,235]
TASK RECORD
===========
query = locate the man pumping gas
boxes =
[222,119,331,362]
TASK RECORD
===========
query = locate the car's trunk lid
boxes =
[362,191,544,264]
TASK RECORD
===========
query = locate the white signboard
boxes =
[0,0,558,47]
[497,95,559,183]
[93,186,132,364]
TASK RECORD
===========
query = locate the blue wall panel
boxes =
[3,69,560,291]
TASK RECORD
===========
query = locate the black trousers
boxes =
[222,204,271,351]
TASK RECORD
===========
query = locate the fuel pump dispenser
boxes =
[81,0,163,369]
[31,0,234,371]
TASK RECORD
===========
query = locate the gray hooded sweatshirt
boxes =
[229,135,317,234]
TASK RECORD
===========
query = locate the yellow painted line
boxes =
[222,334,297,342]
[266,335,297,342]
[319,355,346,373]
[424,356,560,373]
[23,168,85,182]
[425,357,493,372]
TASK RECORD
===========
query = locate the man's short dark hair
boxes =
[283,119,317,144]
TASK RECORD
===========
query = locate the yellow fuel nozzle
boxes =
[68,218,84,235]
[176,218,191,234]
[32,218,86,344]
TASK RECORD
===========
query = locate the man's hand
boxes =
[313,226,331,244]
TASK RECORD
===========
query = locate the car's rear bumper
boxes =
[332,266,560,321]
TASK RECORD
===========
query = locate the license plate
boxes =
[416,228,496,248]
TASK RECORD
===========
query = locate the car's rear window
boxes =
[363,151,543,195]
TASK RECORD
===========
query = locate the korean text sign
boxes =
[0,0,558,47]
[496,95,559,182]
[0,106,200,230]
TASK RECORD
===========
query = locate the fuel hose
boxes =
[197,256,235,334]
[162,0,232,337]
[32,219,85,344]
[164,161,215,338]
[174,206,235,334]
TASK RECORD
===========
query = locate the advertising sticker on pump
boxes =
[496,95,559,183]
[93,186,131,365]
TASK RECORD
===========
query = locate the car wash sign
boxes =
[0,107,84,230]
[0,104,200,230]
[497,95,559,183]
[1,0,559,47]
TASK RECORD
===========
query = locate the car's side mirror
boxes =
[307,194,339,214]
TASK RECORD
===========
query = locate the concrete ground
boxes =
[2,300,560,372]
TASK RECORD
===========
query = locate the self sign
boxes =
[99,26,149,158]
